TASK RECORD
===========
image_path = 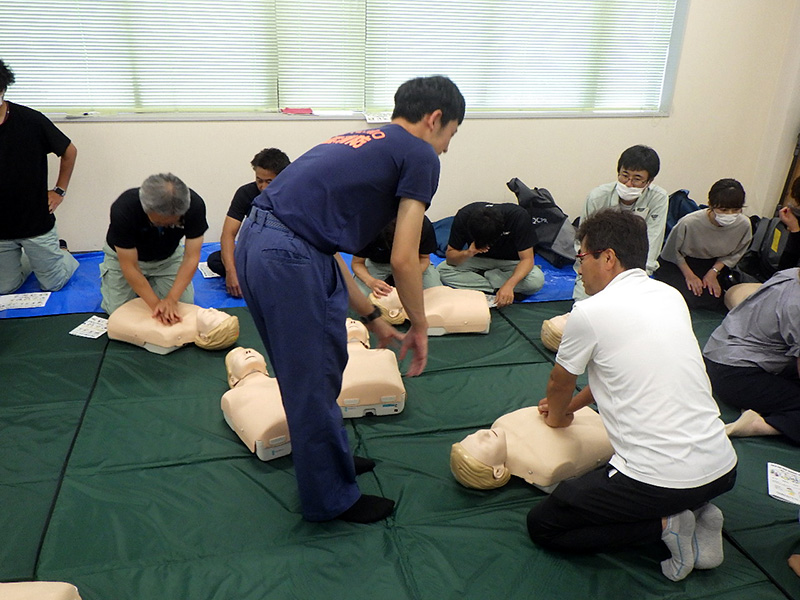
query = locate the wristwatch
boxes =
[52,186,67,197]
[359,306,382,324]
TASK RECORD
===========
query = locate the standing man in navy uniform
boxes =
[236,76,465,523]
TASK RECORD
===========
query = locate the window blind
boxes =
[0,0,684,116]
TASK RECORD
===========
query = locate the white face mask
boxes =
[616,181,644,202]
[714,213,738,227]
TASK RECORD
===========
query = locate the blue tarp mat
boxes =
[0,244,576,319]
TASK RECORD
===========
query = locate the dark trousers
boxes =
[527,465,737,553]
[655,257,730,312]
[206,250,225,276]
[235,207,360,521]
[705,357,800,444]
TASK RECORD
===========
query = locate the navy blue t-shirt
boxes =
[448,202,535,260]
[253,124,440,254]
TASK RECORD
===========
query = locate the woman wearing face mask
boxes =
[656,178,752,311]
[776,176,800,271]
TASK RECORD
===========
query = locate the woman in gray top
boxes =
[656,179,752,311]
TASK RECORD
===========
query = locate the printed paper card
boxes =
[198,262,221,278]
[768,462,800,505]
[69,315,108,339]
[0,292,51,310]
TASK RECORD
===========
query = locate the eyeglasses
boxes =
[617,171,648,187]
[575,249,607,263]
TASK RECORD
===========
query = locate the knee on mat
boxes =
[526,507,558,547]
[0,280,23,294]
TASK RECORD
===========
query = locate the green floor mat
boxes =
[1,307,797,600]
[0,313,107,581]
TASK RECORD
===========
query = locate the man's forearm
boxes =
[544,363,582,426]
[220,233,237,272]
[335,254,375,317]
[500,256,533,291]
[120,263,159,309]
[418,254,431,273]
[445,247,474,266]
[167,254,200,301]
[56,143,77,190]
[392,255,426,326]
[567,385,594,413]
[350,258,374,285]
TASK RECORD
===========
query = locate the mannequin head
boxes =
[225,347,269,388]
[368,289,407,324]
[195,308,239,350]
[541,313,570,352]
[724,282,761,311]
[345,318,370,347]
[450,438,511,490]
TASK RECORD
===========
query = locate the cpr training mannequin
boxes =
[107,297,239,354]
[369,286,490,335]
[0,581,82,600]
[222,320,405,461]
[541,312,570,353]
[450,406,613,493]
[221,347,291,461]
[723,282,761,311]
[339,318,406,417]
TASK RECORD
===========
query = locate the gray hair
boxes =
[139,173,190,216]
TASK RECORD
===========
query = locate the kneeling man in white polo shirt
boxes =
[528,208,737,582]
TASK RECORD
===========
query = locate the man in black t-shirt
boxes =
[207,148,290,297]
[0,59,79,294]
[438,202,543,307]
[100,173,208,324]
[351,216,441,297]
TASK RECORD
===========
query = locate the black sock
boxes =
[337,494,395,523]
[353,455,376,475]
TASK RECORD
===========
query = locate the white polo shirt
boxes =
[557,269,737,488]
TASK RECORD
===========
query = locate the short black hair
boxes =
[791,175,800,202]
[617,145,660,181]
[708,178,745,209]
[577,208,648,271]
[391,75,466,126]
[0,59,15,94]
[251,148,290,174]
[467,206,505,249]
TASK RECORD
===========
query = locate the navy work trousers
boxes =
[236,207,360,521]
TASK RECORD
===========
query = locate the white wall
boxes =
[39,0,800,252]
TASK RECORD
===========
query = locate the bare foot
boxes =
[788,554,800,576]
[725,410,780,437]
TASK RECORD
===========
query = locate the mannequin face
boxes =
[372,288,406,324]
[196,307,228,335]
[460,428,507,479]
[226,347,268,383]
[345,318,369,346]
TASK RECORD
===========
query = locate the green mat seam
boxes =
[722,530,796,600]
[495,307,559,366]
[32,335,110,581]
